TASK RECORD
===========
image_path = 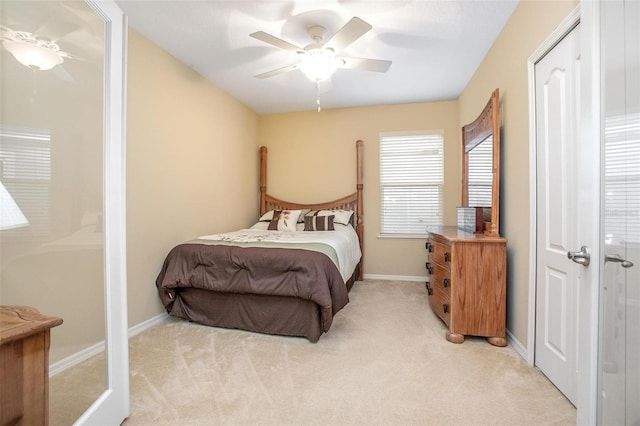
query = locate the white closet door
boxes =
[534,23,581,405]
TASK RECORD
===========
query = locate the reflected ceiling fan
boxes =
[0,25,76,71]
[250,17,392,83]
[1,0,101,81]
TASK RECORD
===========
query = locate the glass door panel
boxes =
[599,0,640,423]
[1,0,128,423]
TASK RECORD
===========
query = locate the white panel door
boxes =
[534,23,581,405]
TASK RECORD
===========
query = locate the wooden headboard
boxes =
[259,140,364,280]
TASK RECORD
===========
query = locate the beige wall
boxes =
[126,30,260,327]
[259,101,460,279]
[458,0,579,344]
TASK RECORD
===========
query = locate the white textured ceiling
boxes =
[115,1,518,114]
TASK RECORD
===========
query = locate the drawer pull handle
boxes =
[444,252,451,262]
[425,262,433,275]
[425,242,433,253]
[443,304,449,314]
[425,282,433,296]
[443,278,449,288]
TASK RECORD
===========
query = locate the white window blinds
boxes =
[379,131,444,236]
[0,126,51,238]
[467,136,493,207]
[604,112,640,245]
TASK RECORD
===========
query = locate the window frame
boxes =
[378,129,445,239]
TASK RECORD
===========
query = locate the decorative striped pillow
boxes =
[304,214,335,231]
[317,209,353,225]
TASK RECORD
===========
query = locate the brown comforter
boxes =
[156,243,349,333]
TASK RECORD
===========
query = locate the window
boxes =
[379,131,444,237]
[467,136,493,207]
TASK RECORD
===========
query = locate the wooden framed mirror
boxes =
[461,88,501,237]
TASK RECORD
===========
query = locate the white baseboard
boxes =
[49,312,168,377]
[363,274,427,282]
[506,328,530,364]
[127,312,169,338]
[49,340,106,377]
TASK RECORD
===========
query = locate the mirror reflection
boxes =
[466,135,493,207]
[0,0,106,423]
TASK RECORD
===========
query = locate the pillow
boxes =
[261,208,310,223]
[259,210,276,221]
[317,209,354,226]
[304,214,335,231]
[267,210,281,229]
[267,210,301,232]
[297,209,311,222]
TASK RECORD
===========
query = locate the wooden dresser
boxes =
[0,305,63,426]
[425,226,507,346]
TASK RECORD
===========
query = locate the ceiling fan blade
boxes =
[339,57,392,73]
[254,63,299,79]
[35,20,80,42]
[52,64,75,83]
[323,17,372,51]
[250,31,303,53]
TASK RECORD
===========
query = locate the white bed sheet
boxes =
[198,222,362,282]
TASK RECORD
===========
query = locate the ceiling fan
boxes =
[250,17,392,83]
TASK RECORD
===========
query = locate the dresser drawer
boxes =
[425,281,451,325]
[427,264,451,296]
[428,239,452,267]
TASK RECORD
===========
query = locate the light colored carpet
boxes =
[51,280,576,425]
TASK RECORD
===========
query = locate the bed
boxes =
[155,140,364,342]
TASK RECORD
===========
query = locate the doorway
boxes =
[533,21,581,405]
[530,2,639,423]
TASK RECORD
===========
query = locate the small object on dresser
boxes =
[457,206,485,233]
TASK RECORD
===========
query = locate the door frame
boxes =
[575,3,602,424]
[527,3,601,424]
[74,1,129,424]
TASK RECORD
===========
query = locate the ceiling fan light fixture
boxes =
[299,48,340,82]
[2,32,64,71]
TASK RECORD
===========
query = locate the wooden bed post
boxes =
[259,146,267,216]
[356,140,364,280]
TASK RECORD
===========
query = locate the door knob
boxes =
[605,254,634,268]
[567,245,590,266]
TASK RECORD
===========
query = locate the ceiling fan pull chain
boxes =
[30,68,38,104]
[316,81,321,112]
